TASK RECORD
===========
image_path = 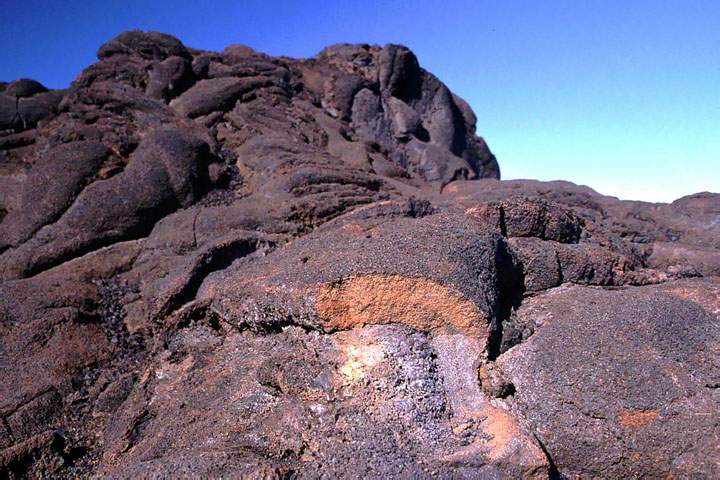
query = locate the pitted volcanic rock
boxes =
[1,30,719,479]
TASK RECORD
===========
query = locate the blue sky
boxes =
[1,0,717,202]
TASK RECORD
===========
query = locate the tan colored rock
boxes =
[315,273,487,338]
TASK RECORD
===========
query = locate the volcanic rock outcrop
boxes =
[1,31,718,478]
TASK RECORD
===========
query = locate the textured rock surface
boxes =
[496,283,720,478]
[1,31,718,478]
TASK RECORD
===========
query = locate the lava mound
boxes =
[1,31,718,478]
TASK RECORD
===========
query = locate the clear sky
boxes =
[1,0,717,202]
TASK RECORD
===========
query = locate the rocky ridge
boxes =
[0,31,718,478]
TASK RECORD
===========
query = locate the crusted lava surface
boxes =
[1,31,718,478]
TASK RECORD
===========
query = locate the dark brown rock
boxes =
[4,79,48,99]
[0,79,62,132]
[0,127,210,280]
[145,56,194,101]
[0,141,112,251]
[0,31,718,479]
[496,283,720,479]
[171,76,274,118]
[97,30,191,61]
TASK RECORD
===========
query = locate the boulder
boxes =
[496,282,720,478]
[171,76,274,118]
[4,79,48,98]
[97,30,191,60]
